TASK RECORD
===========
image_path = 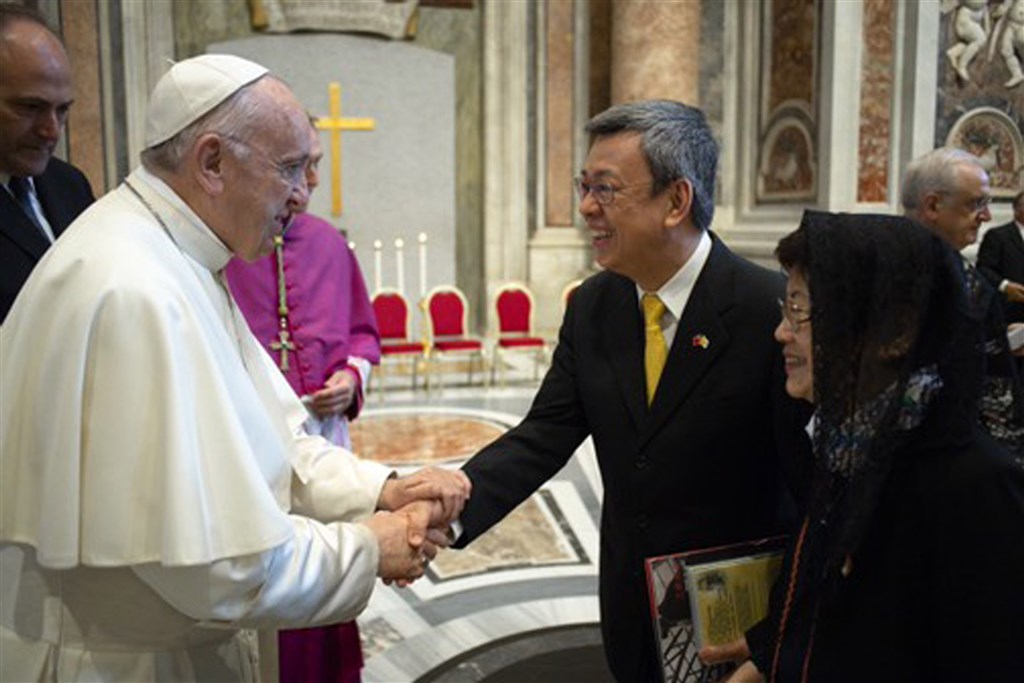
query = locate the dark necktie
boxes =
[8,176,51,240]
[8,176,48,240]
[964,261,983,310]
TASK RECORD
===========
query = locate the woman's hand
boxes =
[699,637,751,666]
[700,637,762,683]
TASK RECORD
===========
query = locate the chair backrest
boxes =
[494,283,534,335]
[561,278,584,313]
[424,285,468,338]
[372,289,411,341]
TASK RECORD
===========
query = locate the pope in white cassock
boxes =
[0,54,469,681]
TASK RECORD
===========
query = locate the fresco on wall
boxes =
[937,0,1024,193]
[758,113,817,200]
[946,107,1024,194]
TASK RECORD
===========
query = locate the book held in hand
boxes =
[645,536,786,683]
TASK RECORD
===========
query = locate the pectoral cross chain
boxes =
[270,234,295,372]
[270,324,295,371]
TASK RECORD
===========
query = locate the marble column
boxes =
[611,0,700,105]
[482,0,529,331]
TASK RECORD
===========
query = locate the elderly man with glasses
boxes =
[0,54,469,681]
[451,100,813,681]
[901,147,1023,452]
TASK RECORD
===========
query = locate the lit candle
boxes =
[418,232,428,298]
[373,240,382,293]
[395,237,405,296]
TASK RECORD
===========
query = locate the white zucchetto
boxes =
[144,54,269,148]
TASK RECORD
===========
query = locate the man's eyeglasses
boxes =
[778,298,812,332]
[573,177,652,206]
[965,194,992,214]
[220,134,308,188]
[936,190,992,214]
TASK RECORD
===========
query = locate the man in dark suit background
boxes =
[901,149,1022,450]
[0,5,94,323]
[978,190,1024,327]
[452,100,810,681]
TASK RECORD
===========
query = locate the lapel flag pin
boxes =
[691,334,710,349]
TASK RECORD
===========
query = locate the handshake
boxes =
[363,467,472,584]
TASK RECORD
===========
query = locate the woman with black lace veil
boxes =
[706,211,1024,682]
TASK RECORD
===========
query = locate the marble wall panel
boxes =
[765,0,816,117]
[858,0,895,204]
[756,0,819,204]
[545,0,575,228]
[700,0,726,146]
[588,0,613,119]
[60,0,106,192]
[611,0,700,105]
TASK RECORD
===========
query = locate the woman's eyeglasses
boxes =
[778,298,812,331]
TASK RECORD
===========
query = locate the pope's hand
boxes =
[395,498,452,545]
[362,511,439,582]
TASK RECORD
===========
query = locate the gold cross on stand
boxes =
[270,323,295,371]
[315,82,375,217]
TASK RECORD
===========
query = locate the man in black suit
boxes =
[452,101,810,681]
[901,148,1022,450]
[978,190,1024,327]
[0,5,94,323]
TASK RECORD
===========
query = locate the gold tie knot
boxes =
[642,293,666,329]
[642,293,668,406]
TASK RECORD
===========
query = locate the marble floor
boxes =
[353,359,611,682]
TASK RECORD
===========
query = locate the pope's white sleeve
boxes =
[289,429,394,522]
[132,515,379,629]
[260,339,392,523]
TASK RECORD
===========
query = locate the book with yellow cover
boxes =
[645,536,785,683]
[684,544,784,649]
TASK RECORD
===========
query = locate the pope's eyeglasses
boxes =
[220,134,309,188]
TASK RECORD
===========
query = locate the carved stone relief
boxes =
[936,1,1024,179]
[942,0,1024,88]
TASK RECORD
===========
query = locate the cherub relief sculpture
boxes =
[944,0,991,82]
[991,0,1024,87]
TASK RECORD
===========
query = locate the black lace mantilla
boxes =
[788,211,980,563]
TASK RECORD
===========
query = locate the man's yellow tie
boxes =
[642,293,668,406]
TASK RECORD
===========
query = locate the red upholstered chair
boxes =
[422,285,485,389]
[561,278,583,313]
[491,282,548,386]
[371,289,426,395]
